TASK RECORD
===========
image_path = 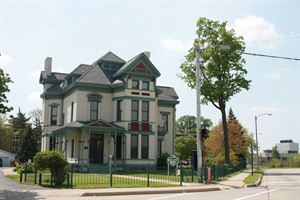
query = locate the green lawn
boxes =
[243,171,263,185]
[7,172,176,188]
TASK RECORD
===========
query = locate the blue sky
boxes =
[0,0,299,151]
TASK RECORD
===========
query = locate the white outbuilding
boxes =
[0,149,15,167]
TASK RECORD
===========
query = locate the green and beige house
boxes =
[39,51,179,167]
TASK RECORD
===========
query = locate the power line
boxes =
[244,52,300,61]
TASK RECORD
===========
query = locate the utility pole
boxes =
[195,45,203,183]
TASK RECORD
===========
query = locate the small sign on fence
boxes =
[67,158,78,164]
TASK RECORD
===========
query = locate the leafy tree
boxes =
[175,135,197,161]
[272,146,281,160]
[157,152,170,168]
[17,126,38,162]
[0,68,13,114]
[0,115,13,152]
[179,18,251,163]
[204,121,250,165]
[176,115,212,135]
[34,151,68,186]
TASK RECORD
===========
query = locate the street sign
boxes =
[67,158,78,164]
[167,155,179,167]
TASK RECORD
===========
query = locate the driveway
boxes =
[0,167,45,200]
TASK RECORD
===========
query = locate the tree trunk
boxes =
[220,103,230,164]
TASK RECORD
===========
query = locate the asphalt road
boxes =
[0,168,299,200]
[47,168,300,200]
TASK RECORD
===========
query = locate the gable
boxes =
[113,53,161,78]
[131,63,150,74]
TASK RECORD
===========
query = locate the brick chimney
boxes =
[45,57,52,77]
[144,51,150,59]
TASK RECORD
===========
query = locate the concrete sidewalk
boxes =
[218,170,251,188]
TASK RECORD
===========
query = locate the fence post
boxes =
[24,171,27,182]
[180,164,183,186]
[147,164,150,187]
[19,173,23,182]
[50,172,53,187]
[34,170,37,184]
[109,155,113,187]
[67,173,70,188]
[39,173,42,185]
[191,165,194,182]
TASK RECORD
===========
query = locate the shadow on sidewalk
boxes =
[2,189,43,200]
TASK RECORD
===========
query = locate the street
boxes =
[0,168,299,200]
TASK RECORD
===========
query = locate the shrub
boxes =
[287,154,300,167]
[15,162,35,173]
[33,151,68,186]
[157,152,170,168]
[268,159,284,168]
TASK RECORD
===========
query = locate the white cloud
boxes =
[230,16,283,48]
[265,67,291,80]
[0,53,13,65]
[160,38,192,52]
[28,92,41,101]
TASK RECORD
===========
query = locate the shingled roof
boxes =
[95,51,126,64]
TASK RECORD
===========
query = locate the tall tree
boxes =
[17,126,38,162]
[272,146,281,160]
[228,108,238,124]
[176,115,212,135]
[0,115,13,152]
[0,68,13,114]
[204,121,250,165]
[175,135,197,161]
[179,18,251,163]
[28,108,43,129]
[9,108,30,130]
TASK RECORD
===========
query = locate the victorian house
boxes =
[39,51,179,167]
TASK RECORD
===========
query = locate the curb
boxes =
[80,187,221,196]
[246,171,264,187]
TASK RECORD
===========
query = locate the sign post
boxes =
[167,155,179,176]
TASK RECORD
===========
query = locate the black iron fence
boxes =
[19,161,246,188]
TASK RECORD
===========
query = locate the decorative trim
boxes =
[87,93,103,101]
[160,111,170,115]
[112,96,155,101]
[49,103,60,107]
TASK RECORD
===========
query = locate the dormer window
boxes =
[132,80,139,89]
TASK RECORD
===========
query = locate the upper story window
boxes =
[87,93,102,121]
[90,100,98,121]
[142,101,149,122]
[142,81,149,90]
[116,100,122,121]
[71,102,74,122]
[162,113,168,131]
[50,106,58,125]
[132,80,139,89]
[131,100,139,121]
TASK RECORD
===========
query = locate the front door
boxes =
[89,134,104,164]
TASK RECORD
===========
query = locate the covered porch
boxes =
[50,120,126,166]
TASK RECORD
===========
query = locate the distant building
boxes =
[275,140,299,159]
[0,149,15,167]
